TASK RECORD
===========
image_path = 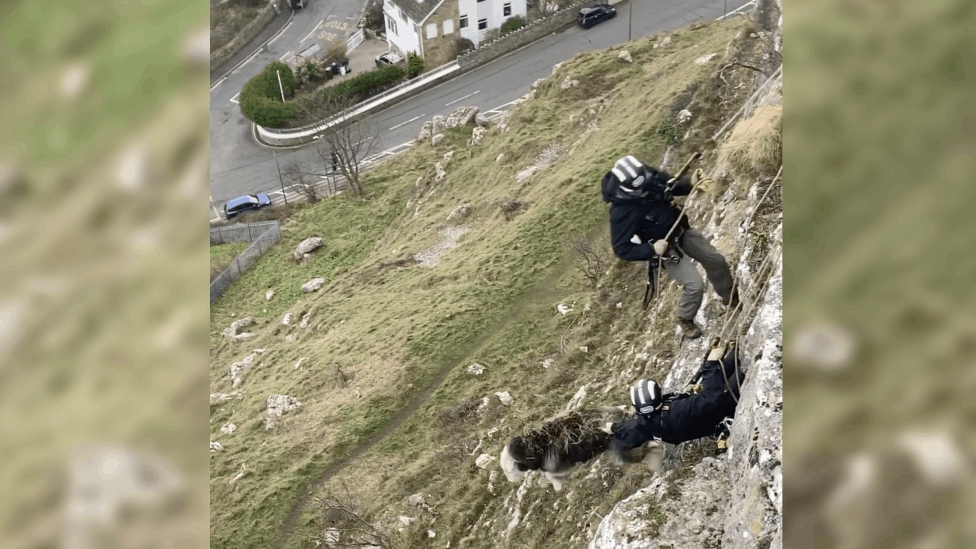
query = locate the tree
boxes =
[281,160,321,202]
[293,94,379,197]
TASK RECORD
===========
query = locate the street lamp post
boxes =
[628,0,634,41]
[273,150,288,205]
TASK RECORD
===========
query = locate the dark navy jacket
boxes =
[613,351,740,448]
[601,166,693,262]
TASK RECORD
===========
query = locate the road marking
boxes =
[269,20,293,46]
[230,92,241,104]
[345,16,356,20]
[445,90,480,107]
[301,20,324,44]
[388,114,425,131]
[279,50,293,61]
[211,77,226,92]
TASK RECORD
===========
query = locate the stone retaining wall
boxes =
[457,0,590,70]
[211,0,286,75]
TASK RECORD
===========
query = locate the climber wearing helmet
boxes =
[601,155,738,339]
[610,343,741,460]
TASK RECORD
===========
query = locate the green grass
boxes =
[209,18,765,549]
[211,242,249,280]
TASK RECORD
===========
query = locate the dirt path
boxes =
[273,256,575,549]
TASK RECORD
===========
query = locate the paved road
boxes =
[210,0,754,212]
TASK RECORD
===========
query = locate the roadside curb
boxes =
[211,11,295,91]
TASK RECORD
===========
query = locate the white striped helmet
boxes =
[611,155,648,192]
[630,379,663,416]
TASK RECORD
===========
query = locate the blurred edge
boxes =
[784,0,976,547]
[0,0,210,548]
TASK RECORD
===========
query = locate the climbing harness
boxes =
[642,152,702,309]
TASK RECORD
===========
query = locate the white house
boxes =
[382,0,527,67]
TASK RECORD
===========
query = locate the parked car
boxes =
[375,51,405,69]
[289,0,307,10]
[577,4,616,28]
[224,193,272,219]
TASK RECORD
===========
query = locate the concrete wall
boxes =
[420,1,461,68]
[211,0,286,75]
[457,0,586,70]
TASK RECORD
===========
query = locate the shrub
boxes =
[240,62,299,126]
[500,16,527,35]
[322,65,406,102]
[407,52,424,77]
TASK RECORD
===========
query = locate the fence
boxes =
[210,220,282,245]
[210,221,283,302]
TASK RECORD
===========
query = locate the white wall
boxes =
[457,0,527,46]
[383,3,420,56]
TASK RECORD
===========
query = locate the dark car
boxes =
[578,4,616,28]
[224,193,272,219]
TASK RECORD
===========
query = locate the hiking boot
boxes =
[677,318,703,339]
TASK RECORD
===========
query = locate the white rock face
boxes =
[229,351,261,389]
[266,394,303,430]
[210,392,237,405]
[494,391,513,406]
[468,363,486,375]
[431,133,445,146]
[445,105,479,128]
[434,162,447,181]
[677,109,692,123]
[515,166,539,184]
[416,121,433,143]
[431,115,447,135]
[220,423,237,435]
[475,113,490,127]
[293,237,323,261]
[618,50,633,63]
[282,312,293,326]
[561,76,579,89]
[265,289,275,301]
[475,454,496,469]
[210,441,223,452]
[301,277,325,293]
[557,304,573,315]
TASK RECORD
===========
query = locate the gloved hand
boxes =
[691,383,704,394]
[708,342,727,361]
[653,240,668,256]
[691,168,705,186]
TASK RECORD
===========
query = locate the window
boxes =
[426,23,437,38]
[398,7,405,20]
[503,2,511,16]
[478,18,487,29]
[388,18,398,34]
[443,19,454,34]
[459,14,468,28]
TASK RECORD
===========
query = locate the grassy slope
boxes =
[209,19,751,549]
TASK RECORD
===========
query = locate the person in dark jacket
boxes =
[602,155,737,338]
[610,343,741,458]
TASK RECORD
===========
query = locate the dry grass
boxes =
[716,104,782,181]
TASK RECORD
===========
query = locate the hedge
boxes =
[240,62,299,127]
[322,65,406,102]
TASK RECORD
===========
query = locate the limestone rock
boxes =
[557,304,573,315]
[265,289,275,301]
[293,237,323,261]
[431,133,445,146]
[475,113,490,127]
[531,77,546,89]
[661,36,672,47]
[431,115,447,135]
[282,312,293,326]
[220,423,237,435]
[445,105,479,128]
[494,391,513,406]
[301,277,325,293]
[446,203,471,224]
[221,316,253,338]
[210,441,223,452]
[677,109,692,123]
[695,53,719,65]
[468,126,488,147]
[229,351,261,389]
[496,152,509,163]
[416,121,433,143]
[434,162,447,181]
[618,50,632,63]
[408,493,425,507]
[468,363,485,375]
[210,392,238,406]
[561,76,579,89]
[515,166,539,184]
[475,454,496,469]
[266,394,302,430]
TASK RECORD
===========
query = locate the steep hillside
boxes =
[209,16,782,549]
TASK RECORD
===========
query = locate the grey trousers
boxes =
[662,229,734,321]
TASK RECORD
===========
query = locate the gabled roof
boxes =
[387,0,448,26]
